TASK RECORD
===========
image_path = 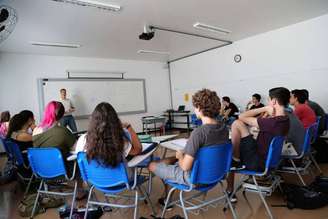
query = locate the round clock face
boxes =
[234,54,242,63]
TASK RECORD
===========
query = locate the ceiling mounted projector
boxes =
[0,5,18,44]
[139,25,154,40]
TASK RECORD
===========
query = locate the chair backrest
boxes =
[191,114,202,126]
[312,117,321,142]
[0,137,11,159]
[5,140,25,166]
[27,147,67,179]
[302,122,318,154]
[189,142,232,185]
[264,136,285,170]
[77,152,130,189]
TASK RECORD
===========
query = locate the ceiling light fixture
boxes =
[137,50,170,55]
[51,0,121,12]
[193,22,231,34]
[30,41,81,48]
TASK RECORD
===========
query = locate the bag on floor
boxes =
[312,138,328,163]
[311,176,328,194]
[0,160,16,185]
[18,193,46,217]
[58,206,103,219]
[282,184,328,209]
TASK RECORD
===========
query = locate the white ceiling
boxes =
[1,0,328,62]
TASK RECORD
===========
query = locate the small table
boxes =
[142,116,166,135]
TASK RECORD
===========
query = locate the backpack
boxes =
[18,193,65,217]
[18,194,46,217]
[311,176,328,194]
[0,160,16,185]
[282,184,328,209]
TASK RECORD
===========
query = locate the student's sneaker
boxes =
[227,192,238,203]
[230,159,246,171]
[158,197,174,211]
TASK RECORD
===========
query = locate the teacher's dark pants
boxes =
[60,115,77,132]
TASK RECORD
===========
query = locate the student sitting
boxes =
[302,89,326,135]
[220,96,239,125]
[284,106,305,154]
[246,93,265,110]
[7,111,35,151]
[75,102,142,164]
[33,101,75,158]
[289,89,316,128]
[227,87,290,201]
[148,89,228,205]
[0,111,10,138]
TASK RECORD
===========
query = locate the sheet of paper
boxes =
[151,134,179,143]
[160,138,187,151]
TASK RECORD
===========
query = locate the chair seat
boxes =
[95,176,146,194]
[165,180,218,192]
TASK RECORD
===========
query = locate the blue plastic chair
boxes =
[4,139,34,194]
[279,122,321,185]
[160,143,237,219]
[27,148,77,219]
[191,114,202,127]
[231,136,285,219]
[77,152,155,219]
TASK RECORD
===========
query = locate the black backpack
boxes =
[0,160,16,185]
[311,176,328,194]
[282,184,328,209]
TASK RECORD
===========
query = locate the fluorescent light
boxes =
[30,41,81,48]
[137,50,170,55]
[193,22,231,34]
[51,0,121,12]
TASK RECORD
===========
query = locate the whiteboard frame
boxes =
[37,78,147,120]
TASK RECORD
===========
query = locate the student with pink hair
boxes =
[33,101,75,157]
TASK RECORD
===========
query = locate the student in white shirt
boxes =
[59,88,77,132]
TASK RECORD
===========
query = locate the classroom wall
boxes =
[0,53,171,132]
[170,13,328,112]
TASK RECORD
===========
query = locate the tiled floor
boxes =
[1,143,328,219]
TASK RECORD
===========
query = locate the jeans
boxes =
[60,115,77,132]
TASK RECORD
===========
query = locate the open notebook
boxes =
[67,143,158,165]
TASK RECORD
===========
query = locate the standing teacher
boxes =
[59,88,77,132]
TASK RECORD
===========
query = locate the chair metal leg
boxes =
[310,154,322,174]
[24,174,34,196]
[138,186,156,216]
[84,186,94,219]
[179,190,189,219]
[290,159,306,186]
[220,182,237,219]
[69,181,78,219]
[30,180,43,219]
[133,190,139,219]
[252,176,273,219]
[161,187,176,218]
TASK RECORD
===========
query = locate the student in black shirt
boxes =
[246,93,265,110]
[220,96,239,120]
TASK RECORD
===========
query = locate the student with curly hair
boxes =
[148,89,229,207]
[75,102,142,168]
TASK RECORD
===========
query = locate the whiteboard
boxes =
[38,78,147,118]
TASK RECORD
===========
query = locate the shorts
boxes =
[154,162,191,185]
[239,135,263,171]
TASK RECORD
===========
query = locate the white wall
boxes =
[0,53,171,132]
[170,14,328,112]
